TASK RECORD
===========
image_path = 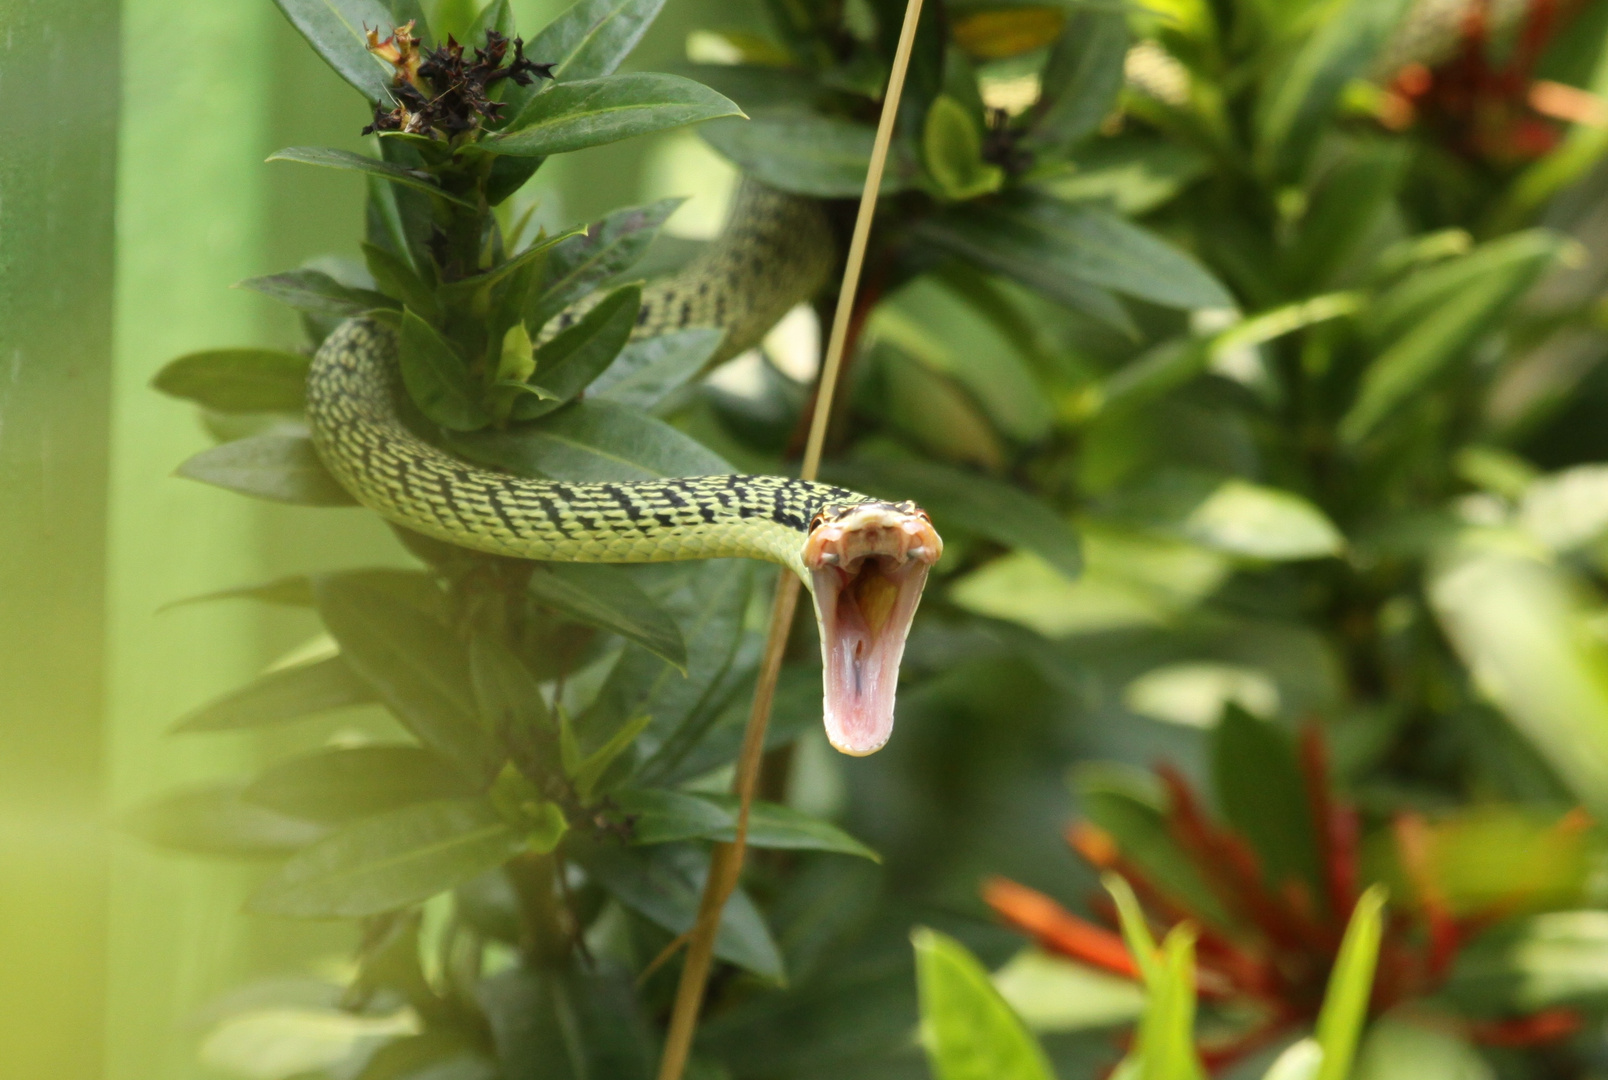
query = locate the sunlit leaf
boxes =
[1314,886,1388,1080]
[1444,911,1608,1014]
[1429,533,1608,818]
[912,927,1055,1080]
[1184,479,1344,561]
[923,96,1003,201]
[248,798,525,917]
[990,949,1145,1032]
[1351,1019,1493,1080]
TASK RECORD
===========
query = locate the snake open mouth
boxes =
[804,502,943,756]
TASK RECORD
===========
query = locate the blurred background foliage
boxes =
[19,0,1608,1078]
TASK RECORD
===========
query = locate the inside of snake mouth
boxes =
[804,504,943,757]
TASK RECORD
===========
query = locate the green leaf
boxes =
[1430,536,1608,817]
[1444,911,1608,1015]
[125,784,326,858]
[480,962,654,1080]
[513,0,669,125]
[172,655,376,733]
[1122,921,1207,1080]
[570,713,651,797]
[990,949,1146,1032]
[464,0,513,44]
[243,746,478,825]
[596,561,752,782]
[912,927,1055,1080]
[484,73,742,158]
[614,788,880,860]
[916,192,1232,311]
[1183,479,1344,560]
[1314,886,1388,1080]
[591,327,724,410]
[435,225,585,309]
[161,574,317,611]
[176,434,357,506]
[572,839,785,981]
[1255,0,1413,180]
[1104,873,1160,985]
[1351,1020,1494,1080]
[248,797,526,917]
[399,308,491,431]
[1341,232,1562,443]
[1212,706,1321,893]
[450,399,730,482]
[526,562,685,669]
[701,111,920,197]
[923,96,1003,201]
[362,242,439,322]
[1028,5,1128,151]
[268,147,478,208]
[314,574,503,783]
[152,349,310,414]
[237,267,396,318]
[271,0,397,102]
[527,199,681,331]
[511,285,640,420]
[468,633,551,735]
[826,457,1081,579]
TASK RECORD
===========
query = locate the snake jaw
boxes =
[804,502,942,757]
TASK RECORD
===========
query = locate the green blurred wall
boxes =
[2,1,764,1076]
[0,0,120,1076]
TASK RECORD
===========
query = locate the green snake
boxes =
[307,182,941,757]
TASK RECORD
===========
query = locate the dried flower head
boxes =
[363,25,555,141]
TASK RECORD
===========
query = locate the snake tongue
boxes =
[810,557,932,756]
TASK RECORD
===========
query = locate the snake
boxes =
[307,182,942,758]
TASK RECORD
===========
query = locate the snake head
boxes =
[803,500,943,756]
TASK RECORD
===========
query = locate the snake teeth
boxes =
[803,503,943,757]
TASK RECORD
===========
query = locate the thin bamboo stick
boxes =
[652,3,928,1077]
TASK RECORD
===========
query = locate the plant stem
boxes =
[652,2,928,1076]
